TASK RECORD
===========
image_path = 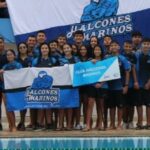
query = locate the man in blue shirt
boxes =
[107,41,131,130]
[122,40,139,129]
[132,31,142,52]
[135,38,150,129]
[33,31,47,58]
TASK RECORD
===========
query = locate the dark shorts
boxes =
[126,89,150,106]
[141,89,150,107]
[87,86,107,99]
[79,86,88,95]
[124,89,141,106]
[108,90,125,108]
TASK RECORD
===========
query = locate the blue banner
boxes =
[70,57,120,87]
[5,89,79,111]
[4,69,79,111]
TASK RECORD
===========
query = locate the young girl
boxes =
[73,45,89,129]
[72,44,78,56]
[0,49,22,132]
[83,45,107,131]
[17,42,33,131]
[87,36,100,58]
[32,43,57,130]
[58,44,80,130]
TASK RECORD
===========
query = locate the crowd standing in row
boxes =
[0,30,150,132]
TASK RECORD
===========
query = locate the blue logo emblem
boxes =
[26,71,60,104]
[81,0,119,22]
[31,71,53,89]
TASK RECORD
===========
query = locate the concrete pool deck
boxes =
[0,128,150,138]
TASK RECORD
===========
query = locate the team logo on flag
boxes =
[67,0,132,40]
[81,0,119,22]
[25,71,60,104]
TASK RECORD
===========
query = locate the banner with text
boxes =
[6,0,150,44]
[4,66,79,111]
[69,57,120,87]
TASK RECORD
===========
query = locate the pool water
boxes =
[0,137,150,149]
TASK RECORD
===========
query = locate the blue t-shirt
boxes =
[17,56,33,68]
[32,57,57,67]
[108,55,131,90]
[123,52,137,88]
[3,61,22,70]
[136,51,150,88]
[59,56,80,66]
[51,51,62,60]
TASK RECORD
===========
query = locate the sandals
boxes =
[65,128,72,131]
[144,125,150,130]
[135,125,145,130]
[55,128,64,131]
[98,127,105,131]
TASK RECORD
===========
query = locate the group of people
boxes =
[0,30,150,132]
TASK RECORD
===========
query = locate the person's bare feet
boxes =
[11,127,17,132]
[116,125,122,130]
[82,127,90,132]
[107,126,116,130]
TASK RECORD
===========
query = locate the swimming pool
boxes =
[0,137,150,149]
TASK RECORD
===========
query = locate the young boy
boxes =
[57,35,67,55]
[122,40,139,129]
[33,30,47,57]
[102,35,113,128]
[49,40,62,59]
[131,31,142,52]
[26,35,37,57]
[73,30,85,51]
[103,35,112,56]
[135,38,150,129]
[107,41,131,130]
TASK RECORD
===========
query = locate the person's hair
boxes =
[6,49,16,57]
[73,30,84,37]
[110,40,120,46]
[27,35,36,39]
[49,40,58,45]
[124,40,132,45]
[37,30,46,35]
[142,38,150,43]
[93,45,104,59]
[63,43,72,49]
[71,44,77,48]
[131,31,142,37]
[57,35,67,39]
[103,35,112,39]
[17,42,28,58]
[0,37,4,42]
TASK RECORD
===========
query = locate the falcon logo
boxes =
[81,0,119,22]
